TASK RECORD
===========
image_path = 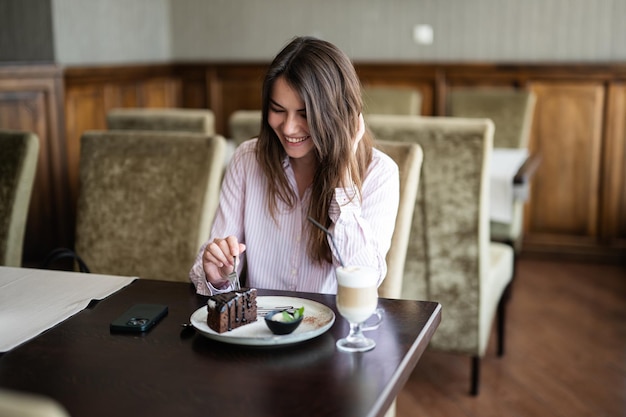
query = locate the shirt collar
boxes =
[281,154,290,169]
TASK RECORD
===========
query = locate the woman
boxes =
[189,36,399,295]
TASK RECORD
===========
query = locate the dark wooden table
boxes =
[0,279,441,417]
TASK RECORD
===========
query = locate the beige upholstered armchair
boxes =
[228,110,262,146]
[375,140,423,299]
[0,130,39,267]
[106,108,216,135]
[374,140,423,417]
[0,388,70,417]
[447,88,537,253]
[70,130,226,281]
[362,86,422,115]
[367,115,514,395]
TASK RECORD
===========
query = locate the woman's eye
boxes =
[270,107,284,113]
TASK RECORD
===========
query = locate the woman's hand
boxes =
[342,113,365,186]
[352,113,365,154]
[202,236,246,288]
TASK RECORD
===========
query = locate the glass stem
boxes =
[347,322,365,342]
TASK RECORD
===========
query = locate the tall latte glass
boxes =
[335,266,384,352]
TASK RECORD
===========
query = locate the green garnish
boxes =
[281,306,304,322]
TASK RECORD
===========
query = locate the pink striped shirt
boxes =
[189,139,399,295]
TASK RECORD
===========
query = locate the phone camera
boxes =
[127,318,149,326]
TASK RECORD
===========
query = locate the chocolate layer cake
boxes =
[206,288,258,333]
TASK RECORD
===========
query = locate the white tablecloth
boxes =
[0,267,135,352]
[490,148,529,223]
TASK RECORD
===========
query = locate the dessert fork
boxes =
[227,255,240,290]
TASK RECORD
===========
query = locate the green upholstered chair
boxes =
[106,108,216,135]
[447,88,537,253]
[228,110,262,146]
[73,130,226,281]
[375,140,423,299]
[367,115,514,395]
[0,130,39,267]
[0,389,70,417]
[362,86,422,116]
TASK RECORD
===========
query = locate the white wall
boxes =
[52,0,626,65]
[170,0,626,62]
[52,0,171,65]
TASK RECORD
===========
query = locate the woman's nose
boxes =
[282,113,300,135]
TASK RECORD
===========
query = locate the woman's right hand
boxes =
[202,236,246,288]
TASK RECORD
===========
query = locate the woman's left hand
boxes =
[342,113,365,186]
[352,113,365,154]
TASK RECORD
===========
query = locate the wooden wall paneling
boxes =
[138,78,181,108]
[65,84,108,206]
[101,79,181,110]
[103,82,140,109]
[434,68,448,116]
[525,82,605,247]
[207,65,266,137]
[602,82,626,247]
[65,81,107,211]
[205,67,222,134]
[64,66,185,248]
[0,66,71,264]
[176,64,208,110]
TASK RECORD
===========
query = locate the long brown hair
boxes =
[256,36,373,264]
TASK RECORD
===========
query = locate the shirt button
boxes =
[291,269,296,275]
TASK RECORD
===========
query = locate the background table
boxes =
[0,278,440,417]
[0,266,134,352]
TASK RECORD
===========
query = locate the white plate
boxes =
[190,296,336,346]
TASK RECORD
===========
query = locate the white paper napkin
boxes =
[0,267,135,352]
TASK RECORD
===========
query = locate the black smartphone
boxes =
[110,304,168,333]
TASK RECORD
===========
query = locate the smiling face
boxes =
[268,76,315,163]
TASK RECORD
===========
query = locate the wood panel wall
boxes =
[2,62,625,265]
[0,65,71,264]
[63,65,181,208]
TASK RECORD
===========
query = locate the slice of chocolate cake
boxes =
[206,288,258,333]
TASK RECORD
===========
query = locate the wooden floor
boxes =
[396,257,626,417]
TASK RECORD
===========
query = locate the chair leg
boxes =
[470,356,480,396]
[497,284,511,357]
